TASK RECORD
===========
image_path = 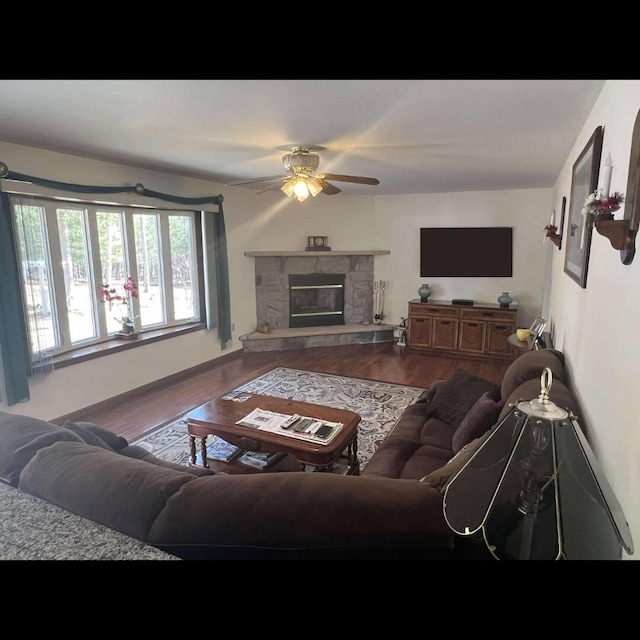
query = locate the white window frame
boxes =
[7,188,202,358]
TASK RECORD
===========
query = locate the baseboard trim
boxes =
[51,349,243,425]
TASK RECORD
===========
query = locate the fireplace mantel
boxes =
[245,250,390,257]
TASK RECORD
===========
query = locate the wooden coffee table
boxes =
[186,393,361,474]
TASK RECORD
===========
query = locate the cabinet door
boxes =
[432,318,458,349]
[458,320,486,354]
[408,316,432,347]
[486,321,514,355]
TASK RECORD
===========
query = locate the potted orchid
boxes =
[99,275,140,334]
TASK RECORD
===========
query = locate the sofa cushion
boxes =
[119,444,214,476]
[500,349,566,403]
[451,391,502,453]
[429,369,501,428]
[362,396,456,479]
[148,471,454,558]
[19,441,199,542]
[0,411,85,486]
[420,434,488,493]
[63,420,127,451]
[414,379,446,404]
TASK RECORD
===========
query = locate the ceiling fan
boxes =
[225,146,380,202]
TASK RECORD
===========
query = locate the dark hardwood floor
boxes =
[66,343,512,442]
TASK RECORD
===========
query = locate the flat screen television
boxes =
[420,227,513,277]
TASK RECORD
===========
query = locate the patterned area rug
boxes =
[130,367,425,470]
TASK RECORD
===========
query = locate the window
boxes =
[10,193,202,359]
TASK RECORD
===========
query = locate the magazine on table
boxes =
[237,450,286,470]
[206,436,244,462]
[235,408,343,445]
[220,390,254,402]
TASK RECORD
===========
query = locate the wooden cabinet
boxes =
[407,299,517,360]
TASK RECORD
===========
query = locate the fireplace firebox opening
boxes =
[289,273,345,328]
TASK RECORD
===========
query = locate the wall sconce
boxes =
[544,197,566,249]
[591,109,640,265]
[443,368,634,560]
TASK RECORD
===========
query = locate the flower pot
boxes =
[121,322,135,335]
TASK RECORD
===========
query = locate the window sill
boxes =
[51,323,206,369]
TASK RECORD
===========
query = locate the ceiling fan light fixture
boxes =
[283,148,320,173]
[280,180,296,198]
[306,177,323,198]
[281,176,322,202]
[230,145,378,199]
[293,179,310,201]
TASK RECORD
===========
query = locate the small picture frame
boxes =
[305,235,331,251]
[529,317,547,341]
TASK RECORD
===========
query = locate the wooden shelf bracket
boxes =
[593,108,640,265]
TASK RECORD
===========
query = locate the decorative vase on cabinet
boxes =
[418,284,432,302]
[497,292,513,308]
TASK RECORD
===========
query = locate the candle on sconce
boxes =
[544,211,555,247]
[600,153,613,200]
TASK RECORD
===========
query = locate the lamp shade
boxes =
[281,176,323,202]
[443,368,634,560]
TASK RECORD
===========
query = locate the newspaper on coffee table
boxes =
[236,408,343,445]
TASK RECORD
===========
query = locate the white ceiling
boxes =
[0,79,606,196]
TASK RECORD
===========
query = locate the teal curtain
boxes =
[202,208,231,344]
[0,191,31,405]
[0,164,231,405]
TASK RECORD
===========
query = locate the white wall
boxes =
[1,140,552,422]
[545,79,640,559]
[373,189,551,329]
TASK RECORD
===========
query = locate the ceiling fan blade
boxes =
[226,175,285,186]
[254,181,288,195]
[316,179,341,195]
[317,173,380,186]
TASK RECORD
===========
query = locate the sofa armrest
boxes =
[19,441,198,542]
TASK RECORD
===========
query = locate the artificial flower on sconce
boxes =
[544,223,562,248]
[583,190,625,221]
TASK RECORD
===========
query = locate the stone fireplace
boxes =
[241,249,393,351]
[251,252,383,330]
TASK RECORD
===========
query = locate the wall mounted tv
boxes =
[420,227,513,277]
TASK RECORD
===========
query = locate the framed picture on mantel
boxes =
[564,126,603,288]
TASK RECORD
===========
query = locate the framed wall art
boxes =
[563,126,603,288]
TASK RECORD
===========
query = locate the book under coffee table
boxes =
[186,393,361,474]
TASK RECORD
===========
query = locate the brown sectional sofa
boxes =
[0,349,579,560]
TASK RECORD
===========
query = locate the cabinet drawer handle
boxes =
[482,312,493,317]
[495,325,508,330]
[468,323,479,327]
[441,321,451,325]
[415,318,425,323]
